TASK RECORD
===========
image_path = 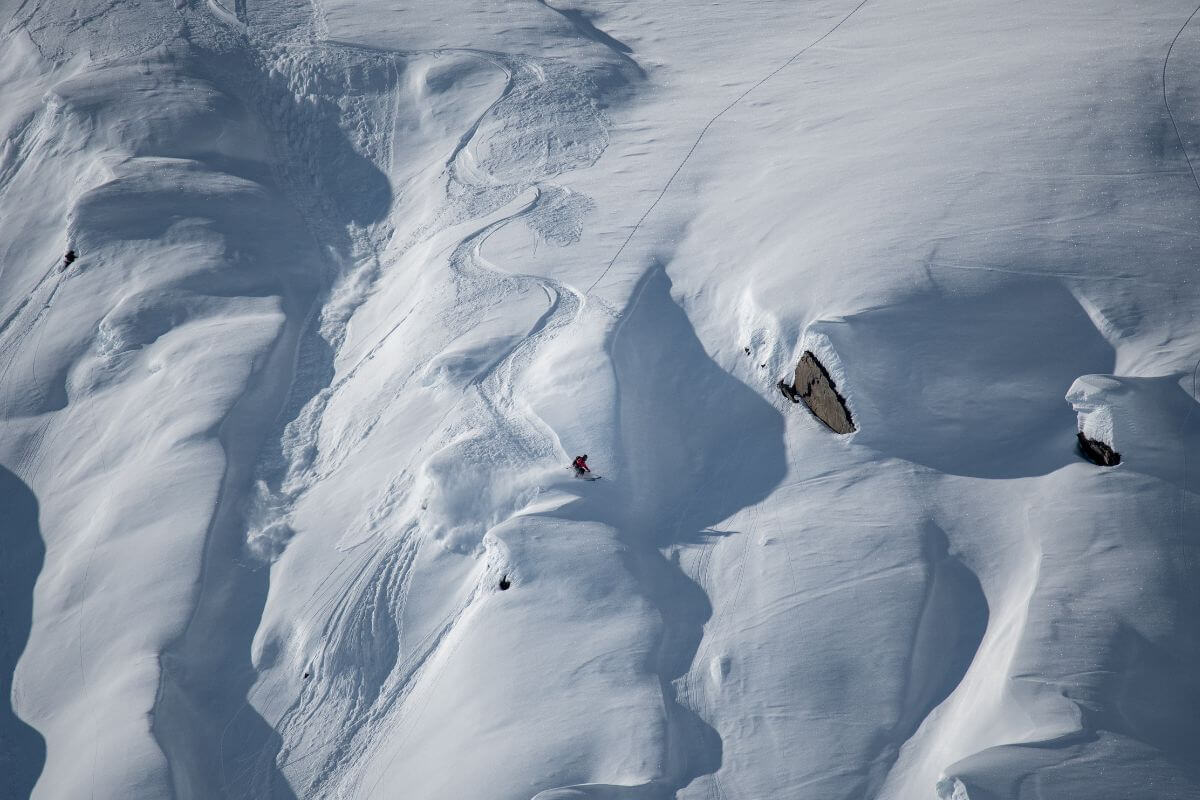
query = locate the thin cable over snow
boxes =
[1162,2,1200,595]
[584,0,874,297]
[1163,2,1200,198]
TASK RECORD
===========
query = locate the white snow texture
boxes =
[1,0,1199,799]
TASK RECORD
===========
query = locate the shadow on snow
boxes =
[152,39,394,800]
[830,277,1114,479]
[0,465,46,800]
[606,265,787,792]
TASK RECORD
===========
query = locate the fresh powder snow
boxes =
[1,0,1199,798]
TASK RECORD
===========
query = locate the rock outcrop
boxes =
[1066,376,1122,467]
[1077,432,1120,466]
[779,351,855,433]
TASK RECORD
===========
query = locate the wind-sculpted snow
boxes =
[2,0,1200,798]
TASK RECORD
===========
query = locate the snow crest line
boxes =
[584,0,873,297]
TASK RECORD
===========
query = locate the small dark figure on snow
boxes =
[572,454,590,477]
[62,250,76,271]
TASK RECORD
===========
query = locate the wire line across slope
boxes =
[585,0,873,296]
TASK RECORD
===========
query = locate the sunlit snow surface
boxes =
[1,0,1199,798]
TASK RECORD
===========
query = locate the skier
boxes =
[572,454,591,477]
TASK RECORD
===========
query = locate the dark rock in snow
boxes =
[1077,432,1120,466]
[780,351,855,434]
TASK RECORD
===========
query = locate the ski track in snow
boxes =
[0,258,68,483]
[260,183,588,794]
[198,8,615,789]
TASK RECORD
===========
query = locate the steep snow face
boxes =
[2,0,1200,799]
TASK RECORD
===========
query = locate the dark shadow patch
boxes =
[535,0,644,77]
[831,278,1114,479]
[0,465,47,799]
[612,266,787,538]
[857,524,988,796]
[604,265,787,791]
[946,727,1200,800]
[894,525,987,744]
[900,526,988,731]
[1091,623,1200,784]
[150,38,397,800]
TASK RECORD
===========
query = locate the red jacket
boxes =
[572,456,590,472]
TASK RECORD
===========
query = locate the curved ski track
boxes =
[262,186,587,797]
[204,23,605,792]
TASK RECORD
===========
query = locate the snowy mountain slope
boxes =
[1,0,1199,798]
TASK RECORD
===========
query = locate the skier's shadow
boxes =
[0,465,47,799]
[609,265,787,791]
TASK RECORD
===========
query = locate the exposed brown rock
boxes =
[779,351,855,434]
[1077,432,1120,466]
